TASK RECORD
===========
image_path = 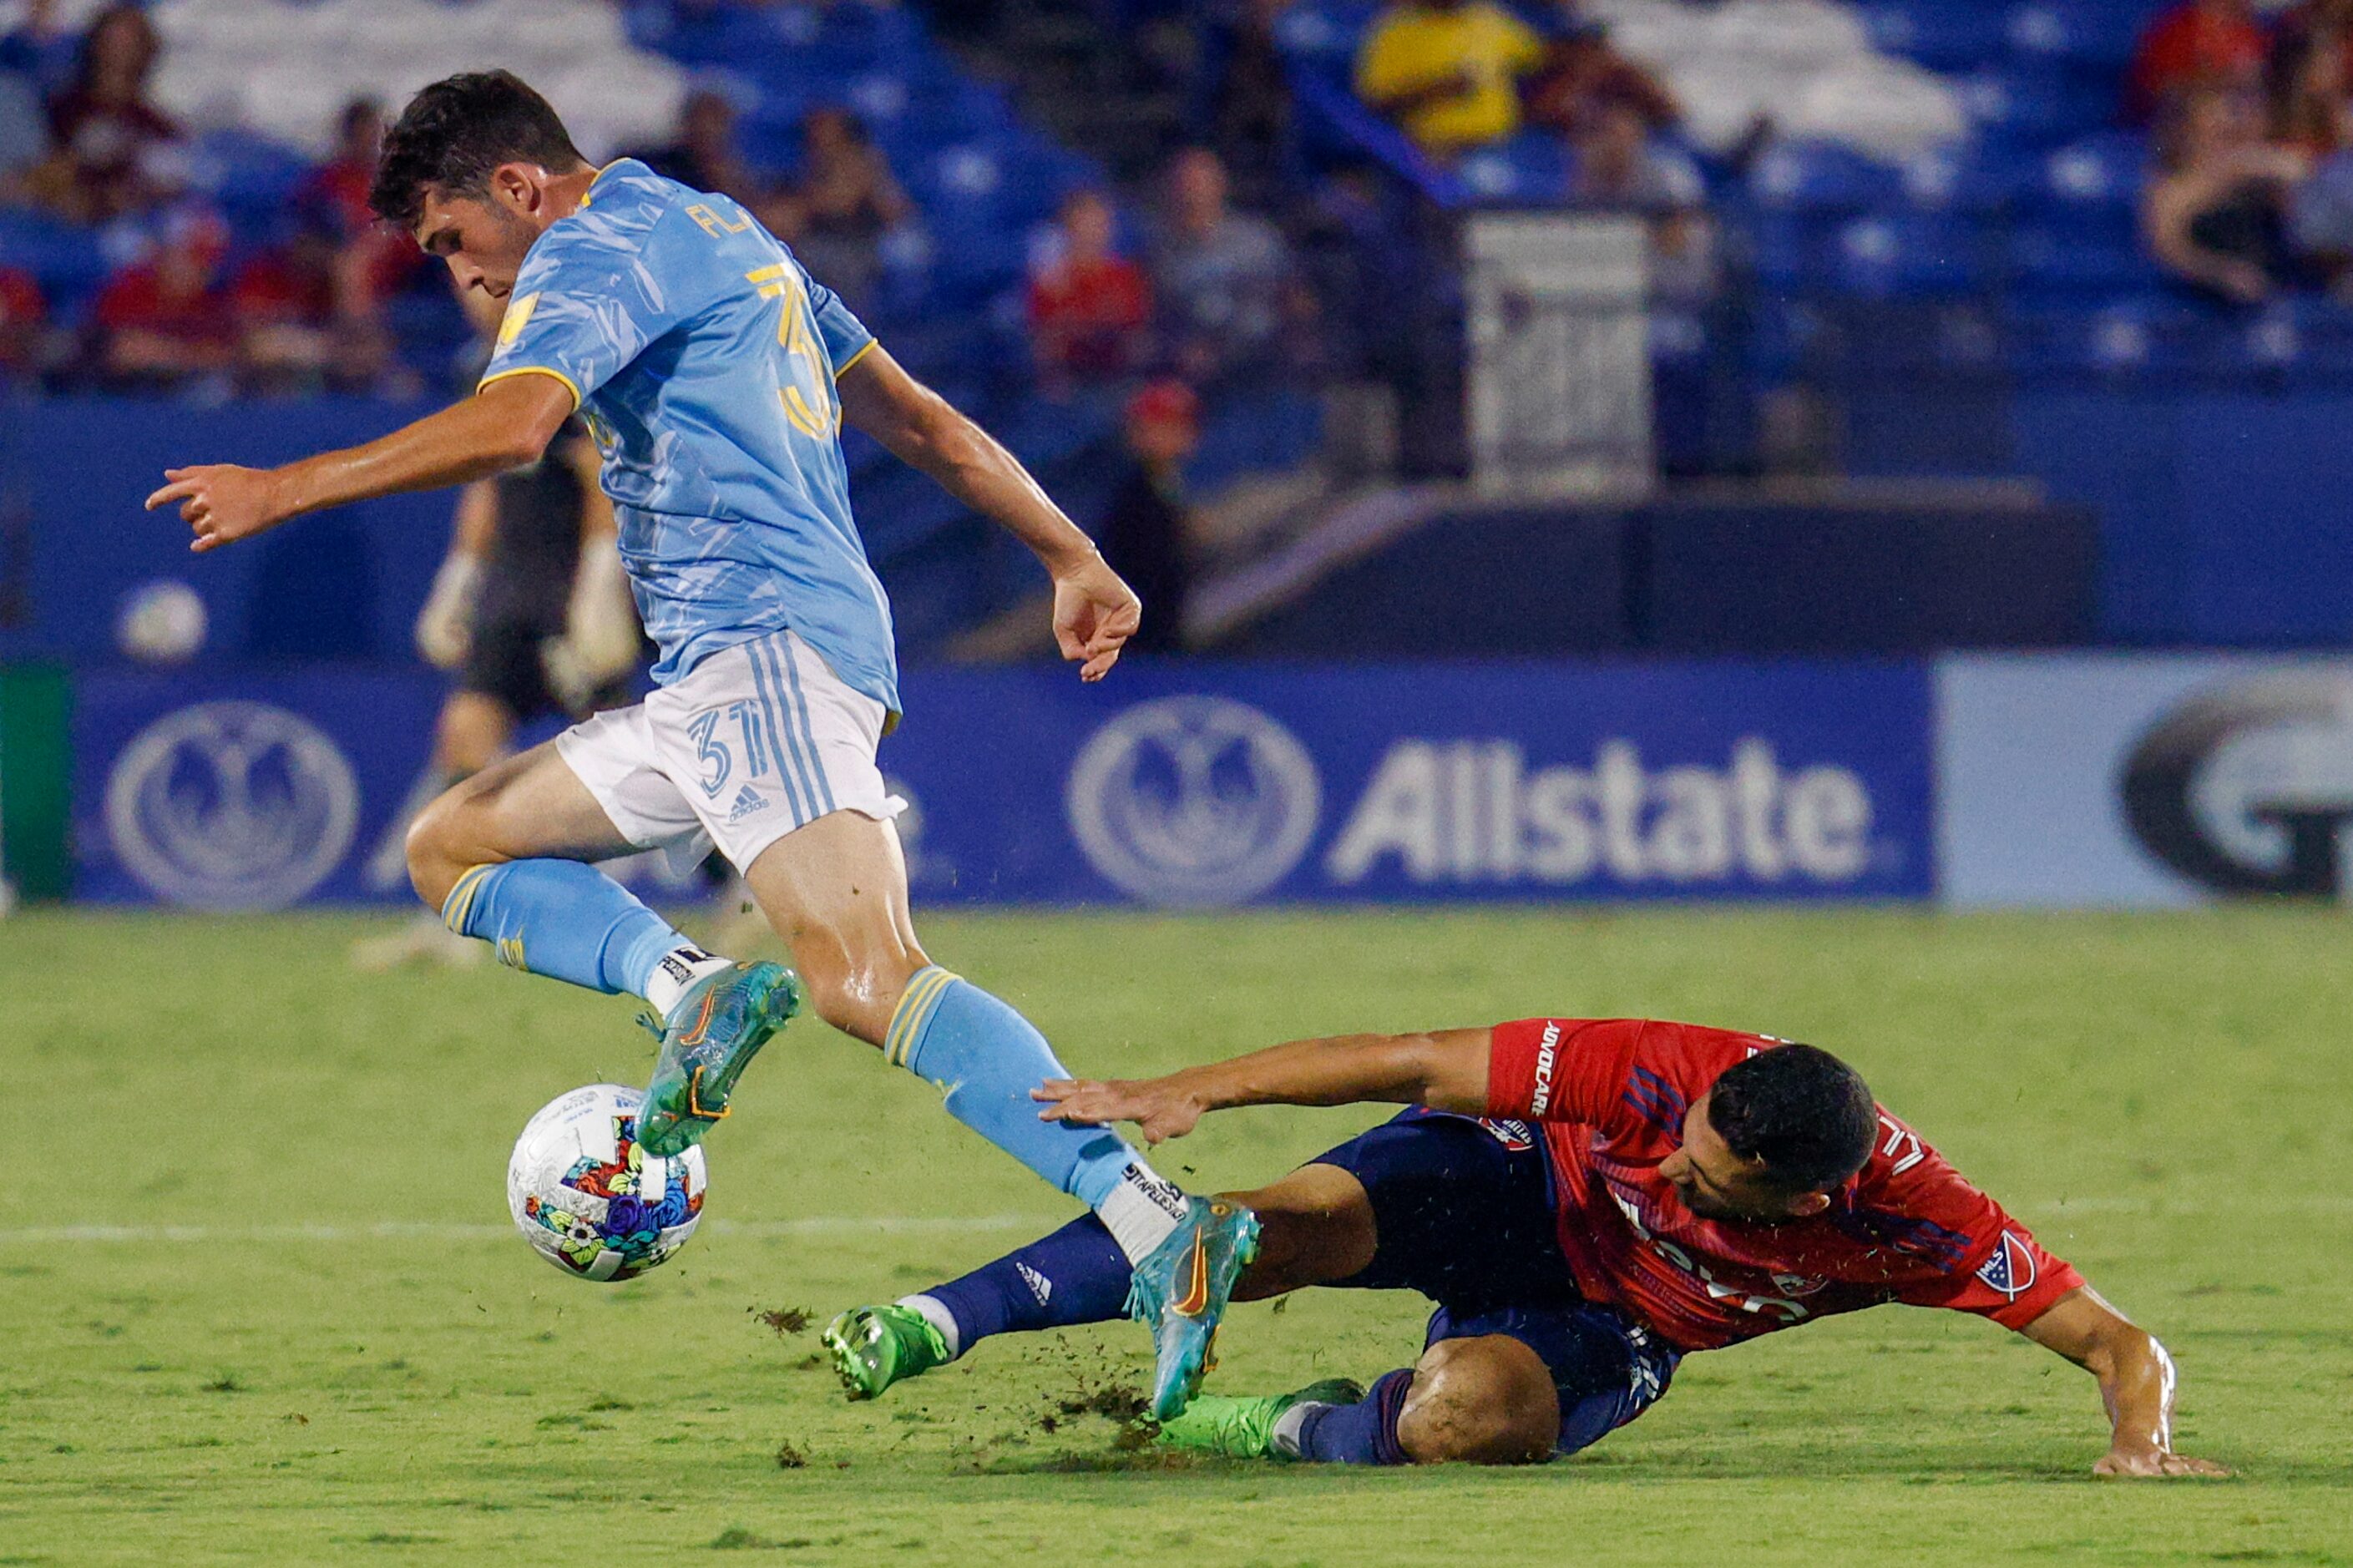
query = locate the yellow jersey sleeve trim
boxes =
[478,364,584,412]
[833,338,879,380]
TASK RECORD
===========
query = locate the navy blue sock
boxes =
[914,1215,1133,1354]
[1295,1368,1414,1464]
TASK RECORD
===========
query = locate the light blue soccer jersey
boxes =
[479,159,896,711]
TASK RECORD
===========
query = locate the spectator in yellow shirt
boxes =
[1355,0,1545,156]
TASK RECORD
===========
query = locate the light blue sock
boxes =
[441,860,698,999]
[887,967,1189,1261]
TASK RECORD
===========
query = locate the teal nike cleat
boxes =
[1156,1378,1367,1459]
[823,1304,951,1401]
[1126,1196,1262,1421]
[635,961,802,1157]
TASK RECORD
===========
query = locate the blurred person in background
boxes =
[774,105,913,315]
[2125,0,2268,127]
[357,285,642,970]
[27,2,180,222]
[1354,0,1543,159]
[1027,186,1152,392]
[2268,4,2349,155]
[0,263,43,379]
[89,204,233,391]
[2143,85,2310,306]
[631,87,762,205]
[1149,145,1299,387]
[1566,92,1714,305]
[1523,6,1677,140]
[1096,378,1200,657]
[229,208,399,397]
[2286,90,2353,285]
[294,98,418,318]
[0,53,43,201]
[1189,0,1297,207]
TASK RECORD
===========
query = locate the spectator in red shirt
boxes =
[93,205,235,389]
[0,266,45,377]
[1027,188,1152,389]
[293,98,417,313]
[29,3,180,221]
[2126,0,2269,126]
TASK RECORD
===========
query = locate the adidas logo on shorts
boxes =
[726,784,769,824]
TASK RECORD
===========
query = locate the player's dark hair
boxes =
[1706,1044,1876,1193]
[369,70,585,230]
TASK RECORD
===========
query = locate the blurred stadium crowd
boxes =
[4,0,2352,486]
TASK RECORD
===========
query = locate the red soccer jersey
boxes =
[1485,1018,2082,1352]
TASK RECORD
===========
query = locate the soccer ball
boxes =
[507,1084,707,1282]
[115,579,207,665]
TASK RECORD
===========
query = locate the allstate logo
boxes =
[104,701,360,910]
[1066,696,1321,905]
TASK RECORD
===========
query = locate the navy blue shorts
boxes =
[1308,1107,1679,1457]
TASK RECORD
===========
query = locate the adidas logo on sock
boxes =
[1016,1262,1052,1306]
[726,784,769,824]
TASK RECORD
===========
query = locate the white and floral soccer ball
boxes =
[507,1084,706,1282]
[115,579,207,665]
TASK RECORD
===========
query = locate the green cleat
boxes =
[823,1304,950,1401]
[1126,1196,1262,1421]
[1156,1378,1367,1459]
[636,961,802,1157]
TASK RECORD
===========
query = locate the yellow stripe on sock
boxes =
[884,968,953,1067]
[440,864,497,935]
[885,967,960,1068]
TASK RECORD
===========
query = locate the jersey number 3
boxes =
[746,265,835,439]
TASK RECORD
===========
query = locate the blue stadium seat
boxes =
[1960,63,2112,148]
[2005,1,2142,72]
[1897,140,2035,215]
[2011,296,2208,377]
[1829,214,1992,299]
[1748,139,1904,216]
[2006,217,2165,299]
[1455,134,1566,205]
[1273,2,1380,80]
[2034,130,2148,215]
[0,208,110,311]
[1857,0,2011,72]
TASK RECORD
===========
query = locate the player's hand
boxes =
[1050,553,1142,683]
[145,464,291,553]
[1034,1075,1206,1144]
[2093,1446,2231,1479]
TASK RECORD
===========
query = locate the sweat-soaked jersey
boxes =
[1484,1018,2083,1352]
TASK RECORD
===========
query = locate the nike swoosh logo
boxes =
[676,991,719,1050]
[1170,1232,1211,1318]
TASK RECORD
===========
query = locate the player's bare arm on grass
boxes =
[2021,1285,2229,1479]
[837,345,1140,680]
[145,373,575,553]
[1038,1027,1494,1142]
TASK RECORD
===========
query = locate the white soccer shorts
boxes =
[556,629,903,875]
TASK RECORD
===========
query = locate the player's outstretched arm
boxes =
[2019,1286,2230,1479]
[1035,1027,1494,1143]
[837,346,1140,681]
[145,373,576,553]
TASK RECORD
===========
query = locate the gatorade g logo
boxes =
[2120,671,2353,896]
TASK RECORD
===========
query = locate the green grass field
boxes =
[3,906,2347,1565]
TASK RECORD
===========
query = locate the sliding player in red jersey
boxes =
[822,1017,2227,1479]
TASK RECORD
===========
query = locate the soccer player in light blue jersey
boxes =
[144,70,1252,1418]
